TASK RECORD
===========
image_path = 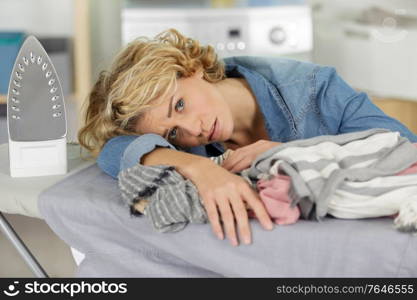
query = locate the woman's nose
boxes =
[177,118,202,137]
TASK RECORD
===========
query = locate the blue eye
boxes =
[168,99,184,140]
[168,128,178,140]
[175,98,184,111]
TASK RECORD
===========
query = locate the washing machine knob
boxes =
[269,26,287,45]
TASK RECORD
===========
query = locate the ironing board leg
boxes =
[0,212,48,278]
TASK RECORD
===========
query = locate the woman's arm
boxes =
[141,147,274,246]
[97,133,176,179]
[221,140,281,173]
[97,133,273,245]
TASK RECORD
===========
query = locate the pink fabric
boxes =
[255,174,300,225]
[397,162,417,175]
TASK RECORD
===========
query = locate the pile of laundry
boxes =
[118,129,417,233]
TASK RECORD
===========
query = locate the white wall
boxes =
[0,0,73,36]
[89,0,123,81]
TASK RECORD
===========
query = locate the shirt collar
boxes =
[224,62,296,142]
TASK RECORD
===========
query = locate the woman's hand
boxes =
[187,158,274,246]
[222,140,281,173]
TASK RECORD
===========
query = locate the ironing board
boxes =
[4,142,417,277]
[0,142,94,277]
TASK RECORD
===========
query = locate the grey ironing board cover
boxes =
[38,164,417,277]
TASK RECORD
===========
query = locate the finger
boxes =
[216,197,239,246]
[229,158,252,173]
[223,149,235,158]
[222,154,245,171]
[221,150,240,168]
[221,156,234,170]
[203,196,224,240]
[229,193,252,245]
[243,187,274,230]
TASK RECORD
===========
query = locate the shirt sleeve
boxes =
[96,134,176,179]
[315,66,417,143]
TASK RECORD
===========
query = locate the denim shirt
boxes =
[97,56,417,179]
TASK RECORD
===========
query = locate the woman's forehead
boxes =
[150,80,178,108]
[135,79,183,134]
[135,95,172,134]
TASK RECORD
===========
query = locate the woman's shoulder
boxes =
[224,55,324,86]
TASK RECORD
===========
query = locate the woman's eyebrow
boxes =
[163,95,175,139]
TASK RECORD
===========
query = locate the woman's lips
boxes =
[209,118,218,142]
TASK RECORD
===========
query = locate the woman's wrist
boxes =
[141,146,213,180]
[177,155,214,182]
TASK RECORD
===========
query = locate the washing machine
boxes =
[121,5,313,60]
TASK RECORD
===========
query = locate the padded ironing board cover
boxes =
[38,164,417,277]
[0,143,94,218]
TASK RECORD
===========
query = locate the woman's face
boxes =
[134,71,234,148]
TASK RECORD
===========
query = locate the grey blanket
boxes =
[38,164,417,277]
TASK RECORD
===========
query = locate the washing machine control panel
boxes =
[122,6,312,57]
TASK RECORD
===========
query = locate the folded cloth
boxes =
[243,129,417,221]
[252,146,417,229]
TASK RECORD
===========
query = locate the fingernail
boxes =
[217,233,224,240]
[244,237,251,245]
[266,223,274,230]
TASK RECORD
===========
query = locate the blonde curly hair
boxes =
[78,29,225,158]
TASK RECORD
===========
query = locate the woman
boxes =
[78,29,417,246]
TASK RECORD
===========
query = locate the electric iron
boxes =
[7,36,67,177]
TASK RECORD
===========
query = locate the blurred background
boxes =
[0,0,416,277]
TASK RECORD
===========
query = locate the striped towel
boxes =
[117,150,233,232]
[243,128,417,231]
